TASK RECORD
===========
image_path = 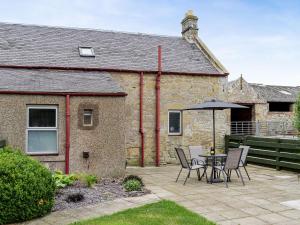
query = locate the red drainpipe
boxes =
[65,95,70,174]
[155,46,162,167]
[139,72,145,167]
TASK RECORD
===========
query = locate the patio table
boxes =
[199,153,227,184]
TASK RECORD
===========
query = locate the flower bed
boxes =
[53,178,150,212]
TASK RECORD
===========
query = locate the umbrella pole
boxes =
[213,109,216,150]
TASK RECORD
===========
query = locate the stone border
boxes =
[22,194,160,225]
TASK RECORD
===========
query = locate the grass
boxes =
[71,200,215,225]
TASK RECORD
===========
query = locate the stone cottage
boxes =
[228,76,300,135]
[0,11,229,174]
[0,69,126,177]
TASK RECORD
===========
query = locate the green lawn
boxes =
[71,200,215,225]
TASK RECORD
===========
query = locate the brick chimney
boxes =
[181,10,198,41]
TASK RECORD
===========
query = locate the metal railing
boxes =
[231,121,297,137]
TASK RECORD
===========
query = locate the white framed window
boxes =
[83,109,93,126]
[79,47,95,57]
[168,110,182,135]
[26,105,58,154]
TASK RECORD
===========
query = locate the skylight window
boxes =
[279,90,291,95]
[79,47,95,57]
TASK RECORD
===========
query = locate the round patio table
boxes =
[199,153,227,184]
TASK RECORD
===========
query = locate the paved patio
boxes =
[127,164,300,225]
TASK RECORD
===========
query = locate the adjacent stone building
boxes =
[0,11,229,173]
[228,76,300,135]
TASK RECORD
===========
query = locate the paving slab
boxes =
[15,165,300,225]
[257,213,291,224]
[127,164,300,225]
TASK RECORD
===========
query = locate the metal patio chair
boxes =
[239,145,251,180]
[214,148,244,188]
[188,146,208,181]
[175,147,206,185]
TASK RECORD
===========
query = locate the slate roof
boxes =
[0,68,124,94]
[250,84,300,103]
[0,22,222,74]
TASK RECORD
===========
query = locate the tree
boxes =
[294,93,300,133]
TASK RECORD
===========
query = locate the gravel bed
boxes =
[53,178,150,211]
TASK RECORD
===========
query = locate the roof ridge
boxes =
[250,83,300,88]
[0,21,182,39]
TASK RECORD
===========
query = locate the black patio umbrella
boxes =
[184,99,248,151]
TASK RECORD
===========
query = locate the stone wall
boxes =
[0,94,126,177]
[111,72,229,165]
[228,77,264,104]
[228,78,296,135]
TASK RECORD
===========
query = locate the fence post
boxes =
[242,135,247,146]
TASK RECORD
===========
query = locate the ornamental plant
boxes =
[123,179,142,192]
[294,93,300,134]
[52,170,77,189]
[123,175,144,186]
[0,146,55,224]
[77,173,98,188]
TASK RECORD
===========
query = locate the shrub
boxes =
[123,179,142,192]
[84,175,97,188]
[0,146,56,224]
[52,170,77,189]
[77,174,97,188]
[123,175,144,186]
[294,94,300,133]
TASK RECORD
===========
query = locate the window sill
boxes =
[27,153,59,156]
[168,134,183,136]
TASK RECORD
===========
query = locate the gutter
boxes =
[0,64,228,77]
[0,91,127,96]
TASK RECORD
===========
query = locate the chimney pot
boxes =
[181,10,199,41]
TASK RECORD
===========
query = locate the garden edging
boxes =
[19,194,160,225]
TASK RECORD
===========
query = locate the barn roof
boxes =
[250,84,300,103]
[0,22,224,75]
[0,68,124,94]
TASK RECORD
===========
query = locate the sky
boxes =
[0,0,299,86]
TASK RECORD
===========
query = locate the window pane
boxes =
[169,112,181,133]
[29,108,56,127]
[79,47,95,56]
[28,130,57,153]
[83,109,93,125]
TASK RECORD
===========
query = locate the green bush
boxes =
[0,146,56,224]
[294,94,300,133]
[84,175,97,188]
[123,179,142,192]
[52,170,77,189]
[77,174,97,188]
[123,175,144,186]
